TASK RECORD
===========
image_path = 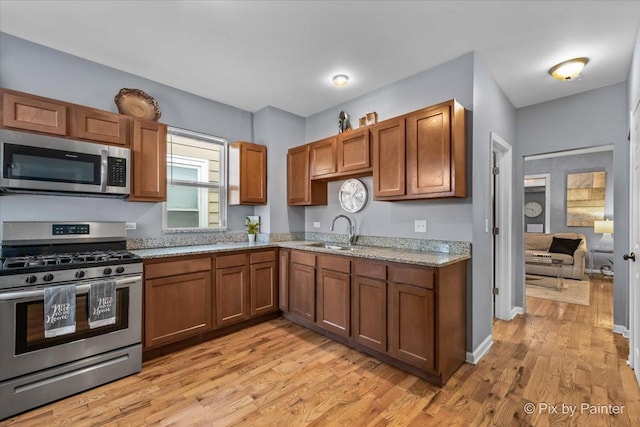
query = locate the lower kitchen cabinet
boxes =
[279,249,289,312]
[289,251,316,322]
[388,282,435,371]
[316,254,351,337]
[352,260,387,353]
[143,256,213,349]
[250,250,278,317]
[284,249,467,386]
[215,253,250,327]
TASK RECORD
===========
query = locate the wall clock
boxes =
[524,201,543,218]
[339,179,368,213]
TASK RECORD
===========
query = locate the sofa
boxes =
[525,232,587,280]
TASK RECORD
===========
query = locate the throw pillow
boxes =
[548,237,582,256]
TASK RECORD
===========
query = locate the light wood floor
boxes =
[3,277,639,426]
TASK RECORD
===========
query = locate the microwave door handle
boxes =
[100,149,108,192]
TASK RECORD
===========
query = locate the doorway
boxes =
[628,100,640,383]
[491,132,513,321]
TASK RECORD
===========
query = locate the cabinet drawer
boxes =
[389,264,434,289]
[216,253,247,269]
[354,259,386,280]
[291,250,316,267]
[250,250,276,264]
[145,257,211,279]
[318,254,350,273]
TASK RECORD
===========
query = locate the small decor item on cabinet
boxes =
[339,178,368,213]
[338,110,351,133]
[114,88,161,121]
[246,216,260,243]
[365,111,378,126]
[358,116,367,128]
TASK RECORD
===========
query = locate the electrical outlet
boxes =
[414,220,427,233]
[313,222,320,228]
[125,222,137,230]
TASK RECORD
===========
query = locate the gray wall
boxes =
[515,83,630,328]
[524,150,615,269]
[0,33,255,237]
[253,106,305,233]
[304,53,475,242]
[470,53,516,350]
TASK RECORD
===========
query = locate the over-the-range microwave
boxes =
[0,128,130,197]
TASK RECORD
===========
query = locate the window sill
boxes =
[162,227,228,234]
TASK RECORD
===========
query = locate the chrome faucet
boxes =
[330,215,357,245]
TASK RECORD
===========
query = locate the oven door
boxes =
[0,275,142,382]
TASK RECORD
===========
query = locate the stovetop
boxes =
[0,250,142,277]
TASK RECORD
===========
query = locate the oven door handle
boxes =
[0,275,142,301]
[100,149,108,192]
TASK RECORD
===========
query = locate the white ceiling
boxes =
[1,1,639,117]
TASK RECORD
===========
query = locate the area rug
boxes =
[526,275,590,306]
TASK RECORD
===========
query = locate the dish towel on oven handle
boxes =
[44,285,76,338]
[89,280,116,328]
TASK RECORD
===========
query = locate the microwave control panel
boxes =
[107,157,127,187]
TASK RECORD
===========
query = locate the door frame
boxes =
[629,100,640,382]
[523,173,551,233]
[491,132,513,320]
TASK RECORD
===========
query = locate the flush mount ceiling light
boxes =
[332,74,349,87]
[548,57,589,81]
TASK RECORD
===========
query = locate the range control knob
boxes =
[116,266,125,274]
[43,273,54,282]
[75,270,86,279]
[26,275,37,284]
[103,267,113,275]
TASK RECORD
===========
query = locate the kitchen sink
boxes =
[306,242,359,251]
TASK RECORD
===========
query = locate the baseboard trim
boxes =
[510,306,524,319]
[465,334,493,365]
[614,324,630,338]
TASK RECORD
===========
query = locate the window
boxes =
[164,127,227,231]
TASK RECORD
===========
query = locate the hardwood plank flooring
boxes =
[2,277,639,426]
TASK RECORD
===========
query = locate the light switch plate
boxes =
[414,220,427,233]
[125,222,137,230]
[313,222,320,228]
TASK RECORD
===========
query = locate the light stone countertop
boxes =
[131,240,470,268]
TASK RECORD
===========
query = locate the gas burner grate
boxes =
[1,251,139,270]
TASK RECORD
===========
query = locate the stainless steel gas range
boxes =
[0,221,143,420]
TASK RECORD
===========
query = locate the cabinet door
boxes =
[388,282,435,371]
[316,268,350,337]
[2,91,67,135]
[73,107,129,146]
[287,145,327,206]
[289,263,316,322]
[337,128,371,174]
[240,142,267,204]
[406,104,452,195]
[310,137,337,178]
[144,271,212,349]
[129,119,167,201]
[373,118,405,198]
[279,249,289,312]
[250,261,277,317]
[352,276,386,352]
[215,265,250,327]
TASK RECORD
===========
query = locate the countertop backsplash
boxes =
[128,231,470,255]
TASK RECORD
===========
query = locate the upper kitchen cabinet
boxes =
[373,99,467,201]
[70,106,129,146]
[337,127,371,174]
[129,119,167,202]
[228,141,267,205]
[1,89,67,135]
[287,144,327,206]
[310,136,337,178]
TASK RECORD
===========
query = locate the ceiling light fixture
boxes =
[332,74,349,87]
[548,57,589,81]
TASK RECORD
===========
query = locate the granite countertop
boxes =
[132,240,470,267]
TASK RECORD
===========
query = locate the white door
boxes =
[629,101,640,383]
